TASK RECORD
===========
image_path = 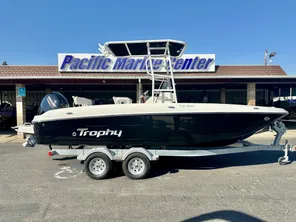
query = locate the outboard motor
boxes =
[38,92,70,115]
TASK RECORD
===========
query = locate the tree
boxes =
[2,61,7,65]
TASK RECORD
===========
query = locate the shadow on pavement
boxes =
[182,210,265,222]
[0,129,17,135]
[147,151,295,178]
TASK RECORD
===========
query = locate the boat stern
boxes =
[11,123,37,147]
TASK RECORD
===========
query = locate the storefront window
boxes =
[226,89,246,105]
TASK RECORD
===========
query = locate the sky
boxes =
[0,0,296,74]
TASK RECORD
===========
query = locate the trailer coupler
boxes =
[22,135,37,147]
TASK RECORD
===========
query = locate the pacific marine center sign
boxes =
[58,53,216,72]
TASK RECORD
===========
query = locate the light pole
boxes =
[269,52,277,65]
[264,50,277,65]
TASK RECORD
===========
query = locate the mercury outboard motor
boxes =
[38,92,70,115]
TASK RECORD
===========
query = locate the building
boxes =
[0,51,296,133]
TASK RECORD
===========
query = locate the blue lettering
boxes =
[153,59,162,70]
[174,58,184,69]
[167,58,176,70]
[87,56,95,69]
[60,55,73,69]
[125,59,135,70]
[60,55,214,71]
[171,58,177,64]
[197,58,206,69]
[113,58,127,70]
[79,58,89,69]
[182,58,193,70]
[101,58,111,70]
[204,58,214,69]
[140,58,147,70]
[96,56,105,69]
[69,58,80,70]
[91,56,100,70]
[146,59,154,70]
[191,57,199,69]
[133,59,142,70]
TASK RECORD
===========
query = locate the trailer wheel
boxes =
[84,153,112,179]
[278,156,289,165]
[122,153,151,179]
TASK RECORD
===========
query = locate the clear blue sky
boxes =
[1,0,296,74]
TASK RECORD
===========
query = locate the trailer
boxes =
[13,97,296,180]
[38,121,295,180]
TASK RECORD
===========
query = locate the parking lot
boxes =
[0,133,296,222]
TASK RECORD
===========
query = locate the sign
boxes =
[17,87,26,97]
[58,53,215,73]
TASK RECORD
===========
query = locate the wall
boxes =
[0,90,46,106]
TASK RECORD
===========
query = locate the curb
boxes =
[0,139,25,144]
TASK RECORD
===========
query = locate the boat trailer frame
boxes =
[40,121,295,180]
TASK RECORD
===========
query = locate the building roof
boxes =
[0,65,287,79]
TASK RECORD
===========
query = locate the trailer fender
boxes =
[77,147,115,161]
[122,148,159,161]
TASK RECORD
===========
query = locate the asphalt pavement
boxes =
[0,135,296,222]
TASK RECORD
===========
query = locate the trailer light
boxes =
[48,151,52,156]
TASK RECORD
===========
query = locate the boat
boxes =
[272,96,296,122]
[0,100,38,129]
[31,93,288,148]
[15,39,289,149]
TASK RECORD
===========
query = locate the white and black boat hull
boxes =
[32,107,287,148]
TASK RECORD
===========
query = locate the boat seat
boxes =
[113,97,133,104]
[72,96,93,106]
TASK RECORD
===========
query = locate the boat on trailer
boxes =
[14,39,296,180]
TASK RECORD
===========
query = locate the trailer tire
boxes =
[84,153,112,180]
[122,153,151,179]
[278,156,289,165]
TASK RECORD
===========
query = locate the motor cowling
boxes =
[38,92,70,115]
